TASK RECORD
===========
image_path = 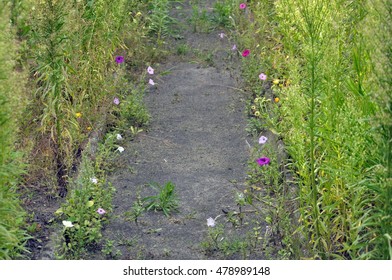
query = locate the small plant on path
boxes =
[143,181,179,216]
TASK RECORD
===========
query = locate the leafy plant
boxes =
[143,181,179,216]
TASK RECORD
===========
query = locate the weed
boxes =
[142,181,179,217]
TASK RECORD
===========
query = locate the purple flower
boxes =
[147,66,154,75]
[259,136,268,144]
[115,56,124,64]
[259,73,267,81]
[97,208,106,215]
[256,157,270,166]
[149,79,155,85]
[113,97,120,105]
[232,44,237,51]
[239,3,247,9]
[219,32,225,39]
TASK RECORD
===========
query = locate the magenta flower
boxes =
[115,56,124,64]
[147,66,154,75]
[97,208,106,215]
[256,157,270,166]
[259,73,267,81]
[239,3,247,9]
[242,49,250,57]
[113,97,120,105]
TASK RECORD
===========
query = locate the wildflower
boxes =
[254,97,260,103]
[256,157,271,166]
[113,97,120,105]
[259,73,267,81]
[149,79,155,86]
[87,126,92,131]
[75,112,82,118]
[273,79,280,85]
[147,66,154,75]
[259,136,268,144]
[62,221,74,228]
[207,217,215,227]
[239,3,247,9]
[232,44,237,51]
[136,12,142,17]
[116,133,123,140]
[90,177,98,184]
[97,208,106,215]
[117,146,125,153]
[115,56,124,64]
[242,49,250,57]
[251,105,256,110]
[219,32,225,39]
[255,111,260,116]
[274,97,280,103]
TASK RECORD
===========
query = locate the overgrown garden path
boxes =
[98,1,254,259]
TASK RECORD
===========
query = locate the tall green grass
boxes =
[14,0,158,195]
[0,1,28,259]
[231,0,391,259]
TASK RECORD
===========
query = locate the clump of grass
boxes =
[143,181,180,217]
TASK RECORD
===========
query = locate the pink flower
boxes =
[147,66,154,75]
[232,44,237,51]
[259,73,267,81]
[239,3,247,9]
[219,32,225,39]
[113,97,120,105]
[115,56,124,64]
[97,208,106,215]
[242,49,250,57]
[149,79,155,85]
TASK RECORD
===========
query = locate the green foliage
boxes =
[0,1,28,259]
[118,84,151,130]
[56,153,115,259]
[147,0,175,42]
[15,0,155,194]
[230,0,391,259]
[143,181,179,217]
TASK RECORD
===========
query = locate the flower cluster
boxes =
[147,65,155,86]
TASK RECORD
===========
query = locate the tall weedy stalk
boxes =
[296,0,328,255]
[31,0,74,196]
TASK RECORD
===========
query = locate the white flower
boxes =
[219,32,225,39]
[90,177,98,184]
[147,66,154,75]
[116,133,123,140]
[207,217,215,227]
[62,220,74,228]
[259,136,268,144]
[117,146,125,153]
[148,79,155,86]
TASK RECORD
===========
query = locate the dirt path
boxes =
[98,1,255,259]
